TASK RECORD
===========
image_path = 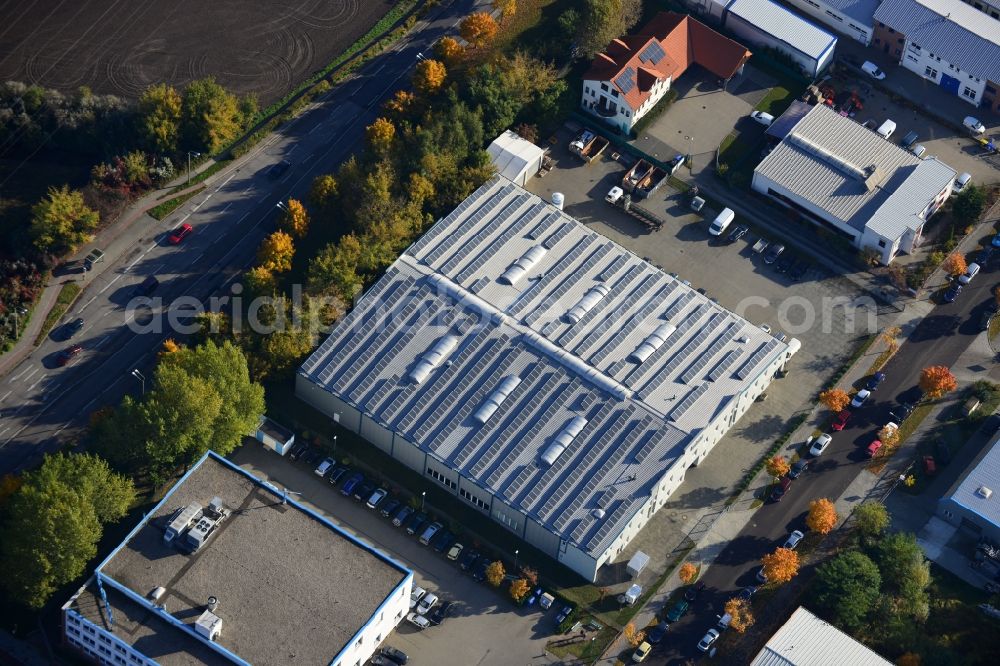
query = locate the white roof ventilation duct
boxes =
[629,323,676,363]
[564,285,610,324]
[409,335,459,384]
[540,416,588,466]
[499,246,547,285]
[472,376,523,424]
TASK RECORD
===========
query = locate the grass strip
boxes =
[34,282,81,345]
[148,187,205,221]
[169,160,231,195]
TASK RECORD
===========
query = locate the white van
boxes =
[954,172,972,193]
[959,262,980,285]
[964,116,986,135]
[709,208,735,236]
[876,119,896,139]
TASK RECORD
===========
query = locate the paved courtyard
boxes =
[528,133,890,593]
[627,65,777,175]
[231,445,554,666]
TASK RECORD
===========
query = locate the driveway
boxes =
[230,444,553,666]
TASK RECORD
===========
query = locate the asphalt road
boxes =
[0,0,481,474]
[653,252,999,664]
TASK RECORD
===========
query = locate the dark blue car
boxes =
[340,472,364,496]
[943,282,962,303]
[865,372,886,391]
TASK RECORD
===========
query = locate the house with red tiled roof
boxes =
[581,12,752,134]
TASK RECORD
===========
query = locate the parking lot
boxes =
[528,133,891,585]
[626,65,778,175]
[231,445,554,666]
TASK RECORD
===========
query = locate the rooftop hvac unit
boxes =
[977,486,993,499]
[552,192,565,210]
[499,246,547,285]
[195,610,222,641]
[540,416,588,465]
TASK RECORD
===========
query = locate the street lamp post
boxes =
[187,151,201,186]
[130,369,146,395]
[421,491,426,511]
[514,549,519,570]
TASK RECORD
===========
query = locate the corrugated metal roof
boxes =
[751,607,893,666]
[298,176,790,557]
[874,0,1000,82]
[943,430,1000,529]
[726,0,837,60]
[754,104,955,239]
[487,130,545,184]
[807,0,881,25]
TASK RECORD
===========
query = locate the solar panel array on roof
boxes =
[669,383,711,421]
[638,41,666,65]
[298,175,793,562]
[736,339,781,380]
[615,67,636,94]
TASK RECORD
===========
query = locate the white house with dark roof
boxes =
[296,176,798,582]
[753,102,956,264]
[873,0,1000,111]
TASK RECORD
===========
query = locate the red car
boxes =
[923,456,937,475]
[57,344,83,366]
[866,439,883,457]
[831,409,851,431]
[168,223,193,244]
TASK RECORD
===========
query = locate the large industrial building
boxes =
[296,176,797,582]
[751,607,893,665]
[62,452,412,666]
[753,102,956,264]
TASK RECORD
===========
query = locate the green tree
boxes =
[30,184,99,253]
[137,83,182,153]
[876,532,930,620]
[0,453,135,608]
[307,235,364,300]
[577,0,642,58]
[813,551,882,630]
[123,150,150,185]
[181,78,243,153]
[952,184,985,225]
[853,502,890,540]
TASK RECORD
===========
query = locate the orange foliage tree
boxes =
[724,598,755,633]
[494,0,517,19]
[678,562,698,584]
[413,59,447,95]
[509,577,530,602]
[766,455,791,479]
[942,253,967,277]
[761,547,800,584]
[434,36,465,65]
[277,198,309,238]
[623,622,646,647]
[819,388,850,413]
[806,498,838,534]
[919,365,957,399]
[460,12,499,49]
[365,117,396,156]
[257,230,295,273]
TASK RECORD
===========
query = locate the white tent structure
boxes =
[487,130,545,187]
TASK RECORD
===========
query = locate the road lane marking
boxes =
[98,274,122,294]
[0,390,11,403]
[23,367,39,382]
[93,334,110,349]
[81,295,98,310]
[217,173,236,190]
[192,193,213,211]
[12,366,30,382]
[28,377,42,391]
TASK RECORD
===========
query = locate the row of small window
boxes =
[494,509,520,532]
[460,486,489,511]
[427,467,457,490]
[912,45,981,82]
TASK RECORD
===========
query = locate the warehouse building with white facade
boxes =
[62,452,412,666]
[753,102,956,264]
[296,177,797,582]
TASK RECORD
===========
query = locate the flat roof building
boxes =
[753,102,956,264]
[780,0,880,44]
[62,452,412,666]
[938,429,1000,543]
[751,606,893,665]
[297,176,797,581]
